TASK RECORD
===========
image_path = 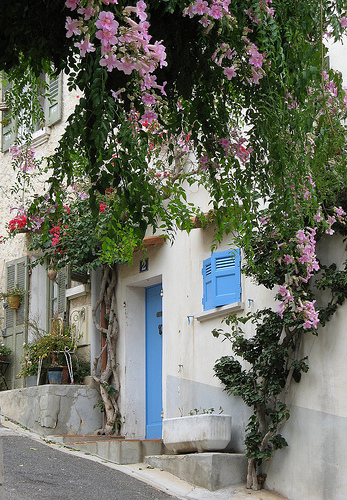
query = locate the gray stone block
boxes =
[145,452,247,491]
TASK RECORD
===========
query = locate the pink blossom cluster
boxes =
[9,145,36,172]
[297,299,319,329]
[219,132,251,163]
[245,41,266,84]
[177,132,193,153]
[65,0,167,120]
[198,131,251,171]
[276,228,320,327]
[7,214,28,233]
[320,69,347,117]
[295,228,319,282]
[285,90,299,110]
[245,0,274,25]
[183,0,231,27]
[212,43,237,81]
[324,206,347,235]
[184,1,266,85]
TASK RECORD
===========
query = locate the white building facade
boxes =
[0,39,347,500]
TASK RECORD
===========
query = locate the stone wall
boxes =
[0,385,103,436]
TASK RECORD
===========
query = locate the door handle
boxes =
[158,324,162,335]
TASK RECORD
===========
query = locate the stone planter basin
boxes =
[163,414,232,454]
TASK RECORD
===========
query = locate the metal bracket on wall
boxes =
[187,315,194,325]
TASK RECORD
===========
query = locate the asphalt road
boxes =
[0,426,176,500]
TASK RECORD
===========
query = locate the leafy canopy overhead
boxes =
[1,0,347,253]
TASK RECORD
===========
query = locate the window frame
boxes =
[1,73,62,153]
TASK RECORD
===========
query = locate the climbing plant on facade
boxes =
[213,203,347,490]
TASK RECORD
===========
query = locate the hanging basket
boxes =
[7,295,20,309]
[47,269,57,282]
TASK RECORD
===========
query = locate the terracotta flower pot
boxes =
[7,295,20,309]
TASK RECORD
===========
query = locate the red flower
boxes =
[99,204,107,213]
[7,215,28,233]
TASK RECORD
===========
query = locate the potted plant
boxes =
[0,284,26,309]
[18,342,39,386]
[34,327,76,384]
[0,343,12,361]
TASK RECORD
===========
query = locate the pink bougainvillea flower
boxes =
[278,285,288,297]
[142,93,156,106]
[194,0,209,15]
[219,137,231,150]
[65,17,82,38]
[77,5,96,20]
[96,28,118,46]
[65,0,79,10]
[95,11,119,32]
[74,37,95,57]
[314,212,323,222]
[209,3,223,19]
[100,54,118,72]
[223,66,237,79]
[283,254,293,265]
[141,110,158,124]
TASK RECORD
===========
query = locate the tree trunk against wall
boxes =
[92,265,120,435]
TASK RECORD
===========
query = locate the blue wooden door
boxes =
[145,284,163,439]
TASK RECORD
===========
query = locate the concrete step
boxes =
[53,435,168,464]
[144,452,247,491]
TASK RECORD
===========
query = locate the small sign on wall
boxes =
[140,258,149,273]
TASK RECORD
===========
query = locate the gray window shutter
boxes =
[70,266,89,284]
[45,73,62,126]
[57,267,68,320]
[1,84,16,152]
[4,257,29,389]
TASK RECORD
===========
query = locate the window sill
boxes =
[66,284,91,300]
[32,128,51,148]
[195,302,244,322]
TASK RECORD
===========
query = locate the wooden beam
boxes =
[0,102,9,112]
[134,235,166,252]
[190,212,216,228]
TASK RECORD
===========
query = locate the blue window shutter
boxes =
[202,257,213,310]
[202,249,241,311]
[213,249,241,307]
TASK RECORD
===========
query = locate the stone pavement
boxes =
[0,419,288,500]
